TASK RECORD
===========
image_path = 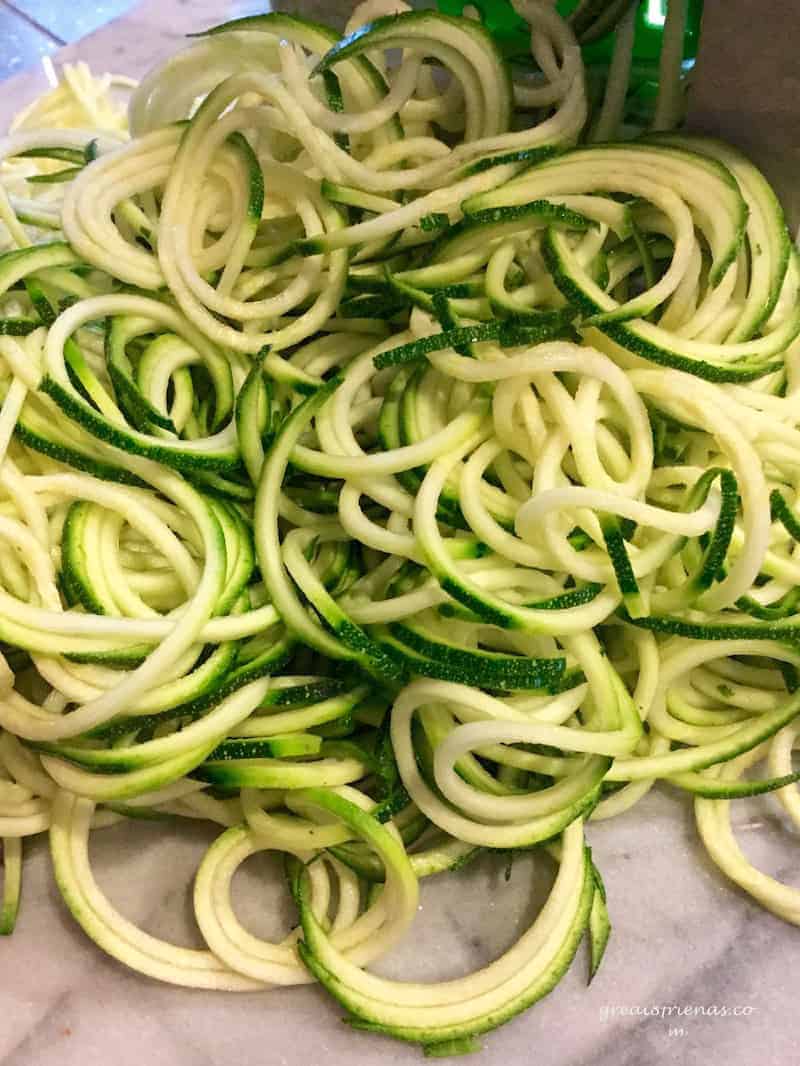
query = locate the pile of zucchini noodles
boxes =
[2,0,800,1053]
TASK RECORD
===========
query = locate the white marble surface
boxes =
[0,0,261,128]
[2,3,800,1064]
[4,787,800,1065]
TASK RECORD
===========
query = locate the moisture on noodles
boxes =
[1,1,799,1055]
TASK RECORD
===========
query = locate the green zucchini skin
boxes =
[2,3,800,1055]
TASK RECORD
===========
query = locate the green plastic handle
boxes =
[435,0,702,64]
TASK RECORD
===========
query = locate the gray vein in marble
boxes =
[2,990,73,1066]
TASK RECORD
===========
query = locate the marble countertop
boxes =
[1,4,799,1065]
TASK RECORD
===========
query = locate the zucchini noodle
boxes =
[1,0,799,1057]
